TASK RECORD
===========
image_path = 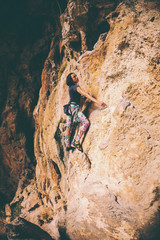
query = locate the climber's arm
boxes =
[77,87,107,107]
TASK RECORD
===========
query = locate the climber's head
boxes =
[71,73,79,84]
[66,73,79,86]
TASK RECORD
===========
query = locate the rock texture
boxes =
[2,0,160,240]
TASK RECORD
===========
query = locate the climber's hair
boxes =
[66,73,74,86]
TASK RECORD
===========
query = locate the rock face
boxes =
[3,0,160,240]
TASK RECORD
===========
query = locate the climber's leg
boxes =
[74,111,89,143]
[65,115,72,149]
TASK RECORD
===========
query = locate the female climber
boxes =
[65,72,106,152]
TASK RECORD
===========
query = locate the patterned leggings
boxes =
[65,104,89,147]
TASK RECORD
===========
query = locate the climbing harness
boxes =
[63,103,71,116]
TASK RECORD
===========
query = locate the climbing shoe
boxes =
[66,146,73,152]
[71,140,83,152]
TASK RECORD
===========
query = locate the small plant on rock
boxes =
[58,63,67,79]
[10,197,24,220]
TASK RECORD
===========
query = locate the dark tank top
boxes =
[69,84,81,105]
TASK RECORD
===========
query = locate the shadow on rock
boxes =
[59,227,71,240]
[6,217,55,240]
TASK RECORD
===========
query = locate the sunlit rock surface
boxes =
[2,0,160,239]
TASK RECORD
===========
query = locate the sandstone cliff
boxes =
[2,0,160,240]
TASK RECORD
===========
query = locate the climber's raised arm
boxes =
[77,86,107,107]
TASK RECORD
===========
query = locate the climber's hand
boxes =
[98,101,107,107]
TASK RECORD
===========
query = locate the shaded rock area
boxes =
[0,0,67,237]
[0,0,67,205]
[5,217,55,240]
[0,0,160,240]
